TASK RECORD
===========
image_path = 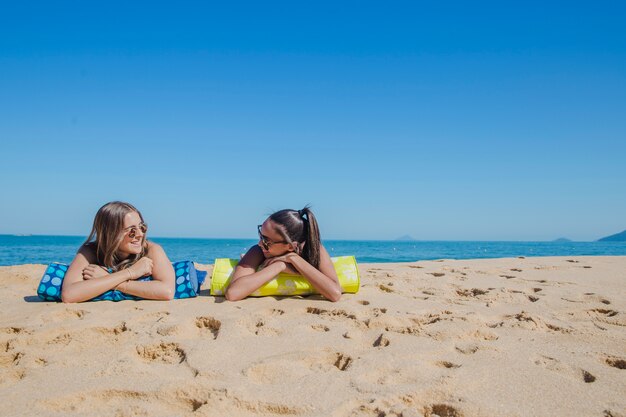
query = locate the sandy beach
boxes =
[1,256,624,417]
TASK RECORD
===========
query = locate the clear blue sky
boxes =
[1,1,625,241]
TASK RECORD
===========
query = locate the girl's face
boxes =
[116,211,146,258]
[258,219,292,258]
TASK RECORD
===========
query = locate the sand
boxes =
[0,256,624,417]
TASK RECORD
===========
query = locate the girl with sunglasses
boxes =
[225,207,342,302]
[61,201,175,303]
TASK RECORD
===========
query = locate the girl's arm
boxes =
[225,246,288,301]
[61,246,146,303]
[268,244,342,302]
[116,243,175,301]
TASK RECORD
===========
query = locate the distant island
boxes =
[553,238,572,242]
[395,235,415,241]
[598,230,626,242]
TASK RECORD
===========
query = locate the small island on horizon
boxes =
[598,229,626,242]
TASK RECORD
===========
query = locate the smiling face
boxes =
[116,211,146,259]
[258,219,292,258]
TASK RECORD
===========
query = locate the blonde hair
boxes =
[83,201,148,272]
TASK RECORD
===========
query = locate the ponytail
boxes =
[299,207,321,269]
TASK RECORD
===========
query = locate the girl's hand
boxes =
[82,264,109,280]
[264,252,298,265]
[263,255,300,275]
[127,257,153,279]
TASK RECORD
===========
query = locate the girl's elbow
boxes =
[327,288,342,302]
[224,287,243,302]
[162,287,175,301]
[61,291,78,303]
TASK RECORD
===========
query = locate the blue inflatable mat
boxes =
[37,261,204,302]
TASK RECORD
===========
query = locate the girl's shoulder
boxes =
[146,240,162,251]
[77,243,98,263]
[238,245,265,268]
[145,240,166,257]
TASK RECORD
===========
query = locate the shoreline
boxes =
[1,256,625,416]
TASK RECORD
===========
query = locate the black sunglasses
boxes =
[257,224,287,250]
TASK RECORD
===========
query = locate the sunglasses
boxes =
[257,224,287,250]
[124,223,148,239]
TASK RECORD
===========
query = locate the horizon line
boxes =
[0,233,613,243]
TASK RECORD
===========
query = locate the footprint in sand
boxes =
[378,284,394,293]
[582,294,612,305]
[41,386,284,415]
[533,355,596,383]
[436,360,461,369]
[425,404,465,417]
[136,342,186,364]
[143,311,171,322]
[582,370,596,383]
[195,316,221,339]
[373,334,390,347]
[48,333,72,346]
[341,392,462,417]
[589,310,626,327]
[592,308,618,316]
[604,356,626,370]
[34,358,48,367]
[1,327,32,335]
[465,330,499,341]
[306,307,359,322]
[371,308,387,317]
[455,288,489,297]
[334,353,353,370]
[311,324,330,332]
[455,343,480,355]
[503,311,570,333]
[46,308,88,323]
[0,344,24,367]
[92,322,129,336]
[156,324,180,336]
[253,318,282,336]
[245,350,354,385]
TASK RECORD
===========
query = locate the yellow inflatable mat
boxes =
[211,256,360,296]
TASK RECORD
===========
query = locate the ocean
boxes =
[1,235,625,266]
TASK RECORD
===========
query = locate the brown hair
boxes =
[83,201,148,272]
[269,206,322,268]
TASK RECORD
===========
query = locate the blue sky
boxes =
[1,1,625,241]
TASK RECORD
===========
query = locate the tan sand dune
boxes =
[1,257,625,417]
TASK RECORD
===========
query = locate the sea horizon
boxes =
[1,234,625,266]
[0,233,611,243]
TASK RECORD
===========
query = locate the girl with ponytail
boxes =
[225,206,342,302]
